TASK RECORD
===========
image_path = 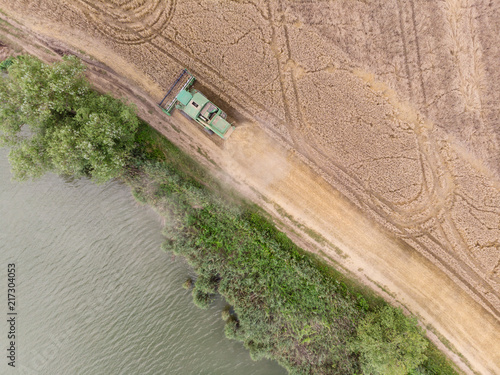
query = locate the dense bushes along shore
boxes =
[0,55,458,375]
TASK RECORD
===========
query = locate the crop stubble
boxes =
[1,0,499,373]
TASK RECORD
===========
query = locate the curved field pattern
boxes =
[75,0,176,45]
[1,0,499,373]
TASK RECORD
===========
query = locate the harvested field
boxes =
[0,0,499,373]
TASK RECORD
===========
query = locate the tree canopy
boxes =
[0,55,138,182]
[350,305,428,375]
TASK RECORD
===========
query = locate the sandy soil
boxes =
[0,1,499,373]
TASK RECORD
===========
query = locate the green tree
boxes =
[0,55,138,182]
[351,306,428,375]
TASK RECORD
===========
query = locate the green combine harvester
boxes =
[158,69,235,139]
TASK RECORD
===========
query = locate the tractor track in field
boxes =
[265,0,310,155]
[0,1,500,373]
[408,0,428,109]
[266,1,295,142]
[396,0,414,102]
[75,0,176,45]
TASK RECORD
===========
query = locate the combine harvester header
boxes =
[159,69,235,140]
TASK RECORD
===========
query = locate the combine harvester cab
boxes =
[159,69,235,140]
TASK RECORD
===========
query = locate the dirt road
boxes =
[0,1,499,373]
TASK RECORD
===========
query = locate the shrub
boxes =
[182,278,193,290]
[192,288,213,310]
[0,56,14,71]
[221,305,231,321]
[350,306,428,375]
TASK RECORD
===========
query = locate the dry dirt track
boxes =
[0,1,499,373]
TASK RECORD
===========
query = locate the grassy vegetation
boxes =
[1,55,460,374]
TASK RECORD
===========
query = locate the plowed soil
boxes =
[0,1,499,374]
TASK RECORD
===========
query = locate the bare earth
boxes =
[0,1,499,373]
